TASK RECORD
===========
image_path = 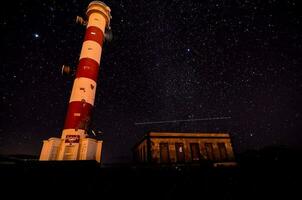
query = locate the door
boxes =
[205,143,215,161]
[218,143,228,161]
[175,143,185,163]
[63,145,74,160]
[160,143,170,163]
[190,143,201,162]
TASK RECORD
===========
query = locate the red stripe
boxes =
[64,101,93,130]
[84,26,104,46]
[76,58,99,81]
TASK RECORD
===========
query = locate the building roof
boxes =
[132,132,231,149]
[148,132,230,138]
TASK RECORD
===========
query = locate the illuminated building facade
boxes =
[133,132,236,166]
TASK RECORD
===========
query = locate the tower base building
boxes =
[40,136,102,162]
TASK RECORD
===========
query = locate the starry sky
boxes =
[1,0,301,163]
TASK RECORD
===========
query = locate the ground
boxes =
[1,147,301,199]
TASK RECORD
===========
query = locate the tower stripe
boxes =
[76,58,100,81]
[69,77,97,105]
[87,12,107,33]
[84,26,104,46]
[79,40,102,64]
[64,101,93,130]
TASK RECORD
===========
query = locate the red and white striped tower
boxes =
[39,1,111,162]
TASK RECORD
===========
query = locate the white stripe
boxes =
[79,40,102,64]
[87,12,106,33]
[69,77,97,105]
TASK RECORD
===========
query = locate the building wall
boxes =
[96,141,103,163]
[150,137,234,163]
[39,138,62,161]
[57,142,80,161]
[80,138,99,160]
[134,139,148,163]
[133,133,235,164]
[39,141,51,161]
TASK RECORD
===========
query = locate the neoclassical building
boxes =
[133,132,236,166]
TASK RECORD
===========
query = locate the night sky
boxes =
[1,0,301,163]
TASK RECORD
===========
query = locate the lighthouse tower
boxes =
[39,1,111,163]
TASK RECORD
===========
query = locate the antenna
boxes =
[89,129,103,137]
[105,28,113,42]
[76,16,87,26]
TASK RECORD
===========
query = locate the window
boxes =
[142,147,145,162]
[159,143,170,163]
[205,143,215,161]
[175,143,185,163]
[190,143,201,162]
[140,147,143,162]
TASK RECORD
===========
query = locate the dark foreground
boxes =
[1,148,301,199]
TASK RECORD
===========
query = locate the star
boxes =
[33,33,40,38]
[1,0,300,163]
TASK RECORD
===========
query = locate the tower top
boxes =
[86,1,112,29]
